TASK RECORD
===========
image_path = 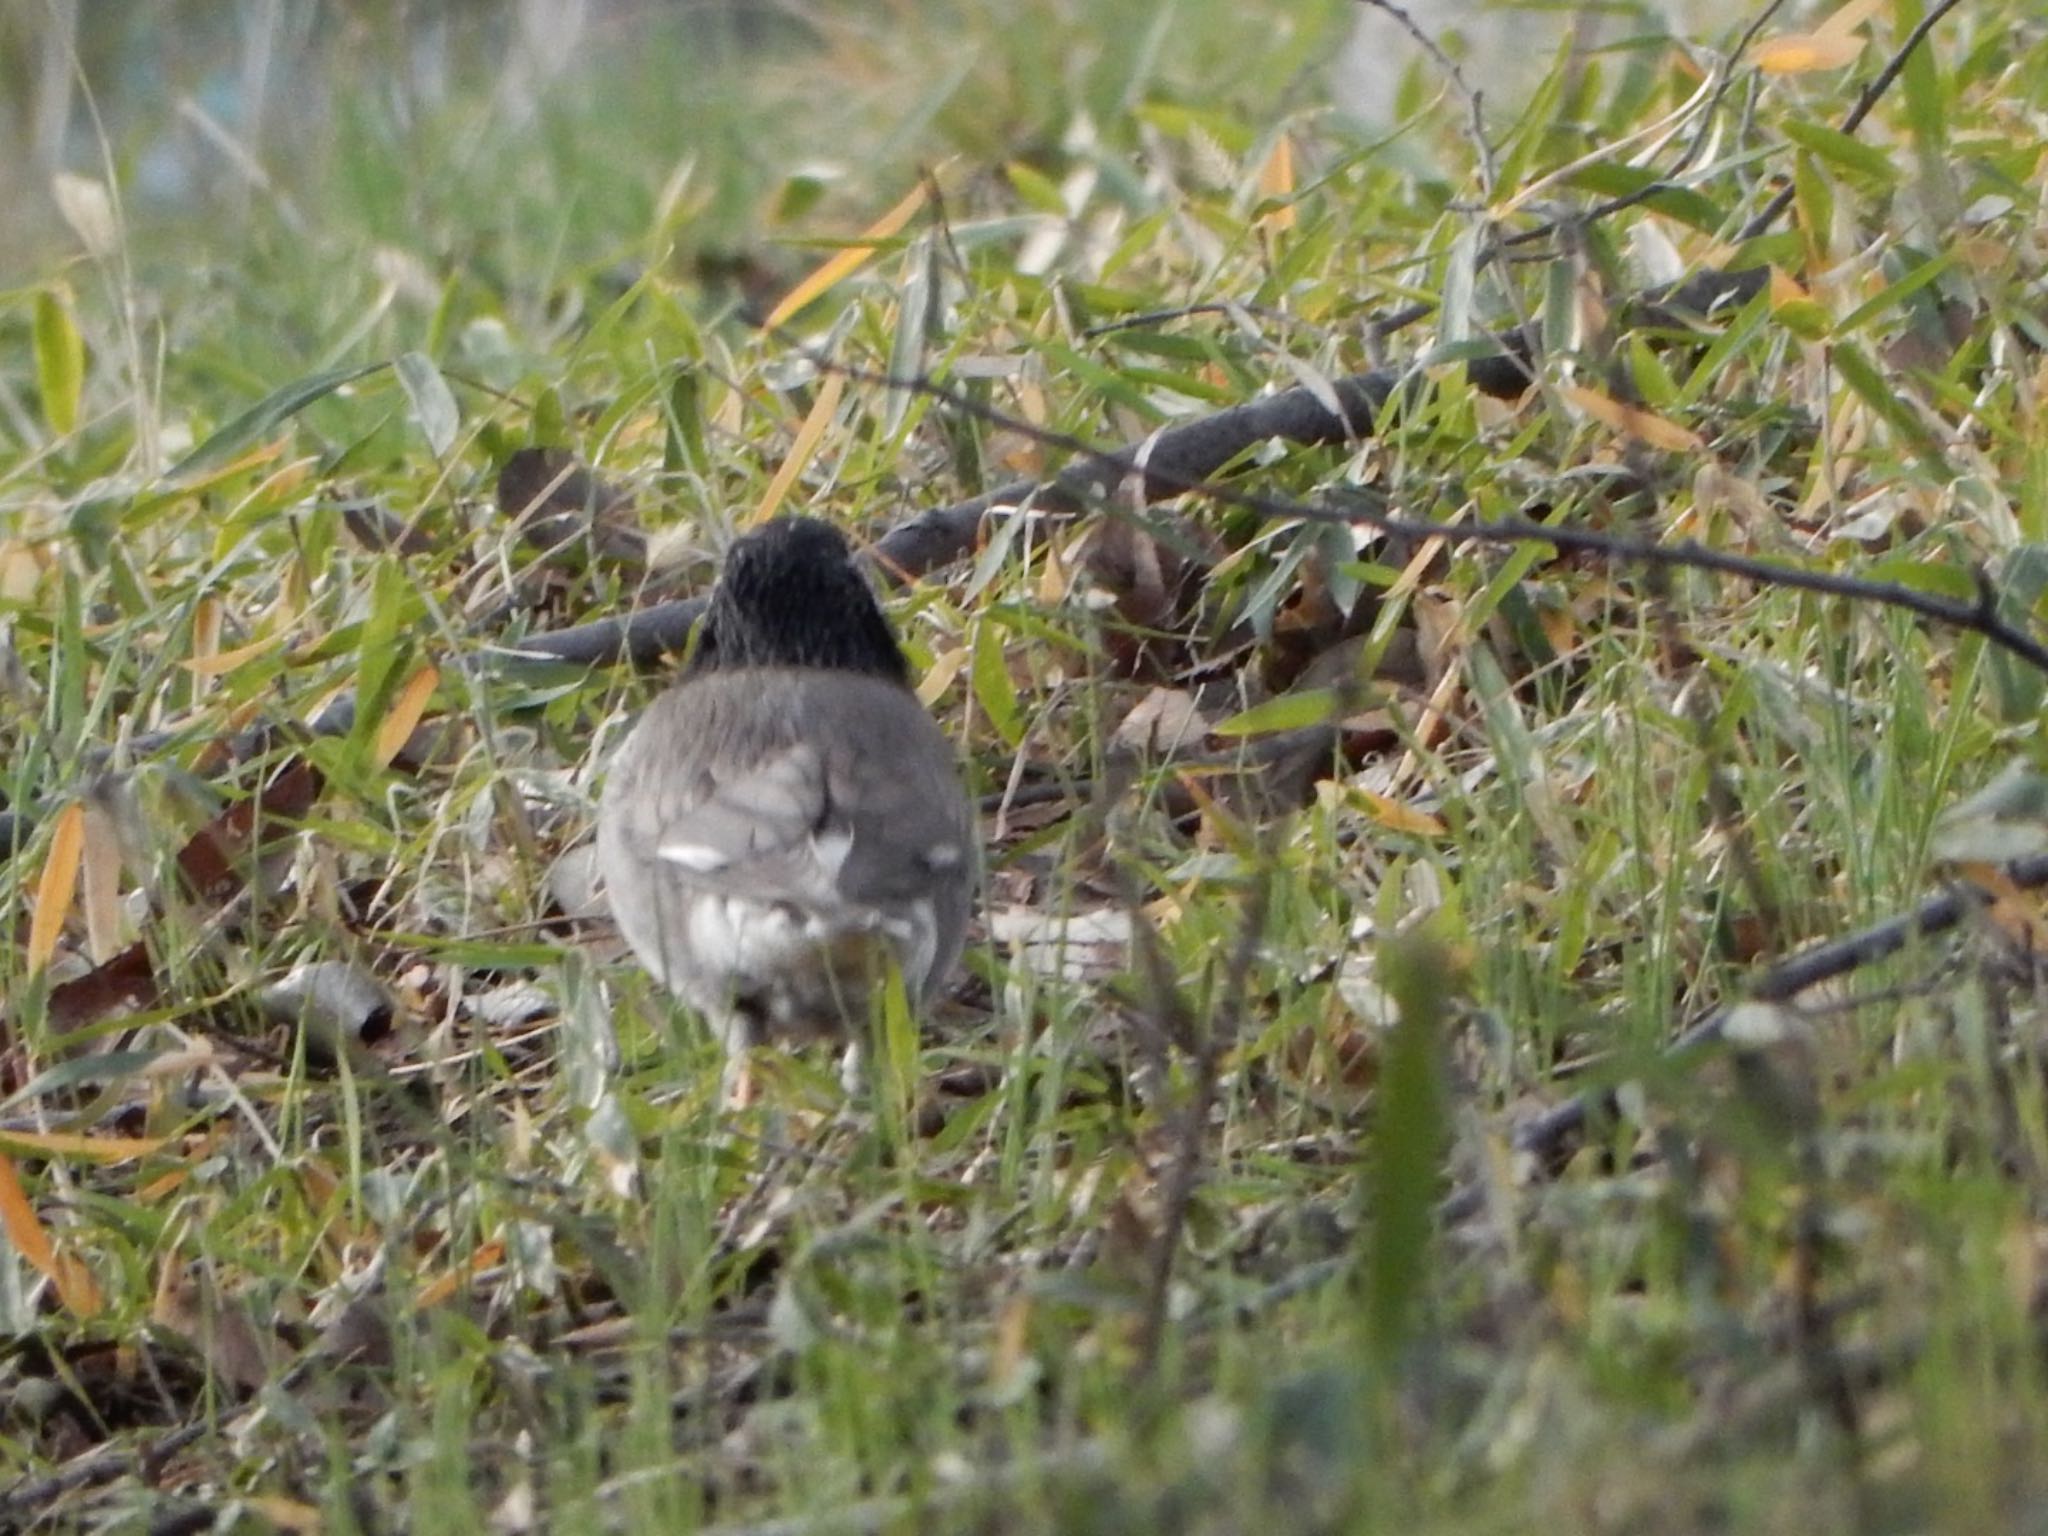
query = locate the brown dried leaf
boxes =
[495,447,645,564]
[176,758,322,905]
[152,1264,281,1392]
[1111,688,1213,755]
[1560,385,1704,453]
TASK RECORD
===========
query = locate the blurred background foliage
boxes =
[0,0,1750,284]
[0,0,1359,278]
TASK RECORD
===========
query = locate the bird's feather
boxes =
[596,666,973,1044]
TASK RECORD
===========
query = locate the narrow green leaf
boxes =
[347,559,419,766]
[1562,163,1726,232]
[1627,334,1680,410]
[1,1050,167,1114]
[1005,161,1066,215]
[1489,31,1571,191]
[1897,0,1948,164]
[1109,361,1238,406]
[533,386,569,445]
[1212,688,1336,737]
[395,350,461,458]
[1038,341,1166,421]
[1438,224,1481,348]
[1863,558,1974,602]
[1363,923,1457,1367]
[772,167,833,223]
[1833,250,1957,336]
[1542,255,1576,358]
[167,360,387,483]
[868,958,919,1162]
[1781,118,1898,184]
[884,237,934,439]
[1792,151,1835,260]
[32,286,85,438]
[1832,342,1946,465]
[1986,545,2048,722]
[1678,284,1773,407]
[665,366,707,476]
[971,618,1021,746]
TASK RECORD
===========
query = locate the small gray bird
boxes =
[596,517,974,1091]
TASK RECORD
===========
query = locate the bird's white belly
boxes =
[665,893,939,1040]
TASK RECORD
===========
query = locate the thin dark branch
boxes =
[780,330,2048,682]
[0,1421,209,1522]
[1491,0,1792,254]
[1436,848,2048,1220]
[517,262,2035,687]
[1370,0,1953,341]
[1734,0,1969,241]
[1080,300,1304,340]
[1351,0,1498,199]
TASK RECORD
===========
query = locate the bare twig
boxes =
[1369,0,1957,340]
[1442,846,2048,1211]
[1133,860,1274,1381]
[772,336,2048,681]
[1351,0,1498,199]
[1491,0,1792,251]
[0,1421,210,1523]
[1735,0,1969,241]
[1080,299,1306,340]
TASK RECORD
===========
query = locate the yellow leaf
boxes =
[180,631,285,676]
[1560,385,1704,453]
[0,1130,169,1163]
[1768,266,1831,340]
[33,285,85,438]
[27,800,84,975]
[241,1496,323,1534]
[1769,266,1811,305]
[1036,534,1073,605]
[255,458,313,501]
[1358,790,1447,837]
[1537,602,1578,658]
[175,440,287,496]
[1386,533,1449,603]
[989,1293,1033,1391]
[1755,32,1865,72]
[915,645,968,707]
[0,541,45,602]
[750,372,846,526]
[419,1239,504,1309]
[1812,0,1888,42]
[1256,133,1296,232]
[135,1168,190,1203]
[373,664,440,768]
[764,182,929,330]
[0,1151,102,1318]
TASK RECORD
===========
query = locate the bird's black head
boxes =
[698,517,910,683]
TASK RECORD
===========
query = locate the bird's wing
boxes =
[819,697,974,908]
[642,738,847,904]
[608,675,969,915]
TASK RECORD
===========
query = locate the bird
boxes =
[595,516,975,1097]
